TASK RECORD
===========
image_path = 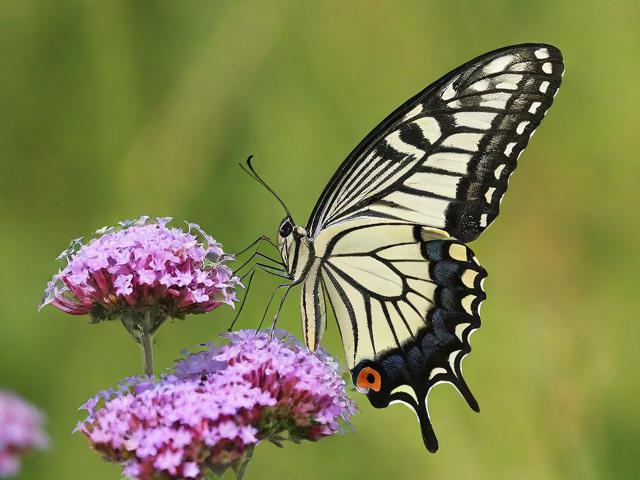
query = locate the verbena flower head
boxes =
[77,330,356,479]
[0,391,48,478]
[41,217,240,321]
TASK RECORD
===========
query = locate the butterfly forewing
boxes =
[307,44,563,242]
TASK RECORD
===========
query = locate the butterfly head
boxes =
[277,216,294,240]
[277,216,295,261]
[277,217,312,281]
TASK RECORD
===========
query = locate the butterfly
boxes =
[240,43,563,452]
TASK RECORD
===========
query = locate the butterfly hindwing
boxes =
[307,44,563,242]
[309,220,486,451]
[352,236,486,453]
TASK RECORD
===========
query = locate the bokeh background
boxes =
[1,1,639,478]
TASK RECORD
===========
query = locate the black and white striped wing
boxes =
[307,44,563,242]
[310,219,487,452]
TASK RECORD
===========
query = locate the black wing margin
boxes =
[307,44,564,242]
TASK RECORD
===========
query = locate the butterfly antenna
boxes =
[240,155,293,219]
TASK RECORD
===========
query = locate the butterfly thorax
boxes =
[277,217,314,283]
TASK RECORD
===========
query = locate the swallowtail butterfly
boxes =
[243,44,563,452]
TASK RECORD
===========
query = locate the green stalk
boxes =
[140,323,155,377]
[235,446,254,480]
[122,309,167,377]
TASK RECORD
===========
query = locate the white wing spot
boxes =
[494,74,523,91]
[461,295,476,315]
[447,99,462,108]
[405,172,460,199]
[516,121,529,135]
[542,62,553,74]
[494,164,505,179]
[390,384,418,403]
[469,79,490,92]
[529,101,542,114]
[421,227,450,239]
[484,55,514,74]
[424,152,471,174]
[510,62,529,72]
[454,323,471,342]
[481,99,507,109]
[429,367,447,380]
[441,83,457,101]
[484,187,496,203]
[461,269,478,288]
[478,92,511,109]
[453,112,496,130]
[495,82,518,90]
[479,214,488,228]
[449,243,468,261]
[402,104,424,121]
[504,142,517,156]
[539,81,550,93]
[442,133,483,152]
[448,350,462,371]
[534,48,550,59]
[412,116,441,143]
[384,130,425,158]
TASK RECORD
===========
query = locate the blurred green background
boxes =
[1,0,639,478]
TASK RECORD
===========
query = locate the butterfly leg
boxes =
[227,263,290,331]
[233,235,277,257]
[234,252,284,277]
[256,283,291,333]
[268,284,294,339]
[233,236,284,277]
[228,269,256,331]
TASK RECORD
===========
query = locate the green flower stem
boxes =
[140,323,155,377]
[149,315,168,335]
[122,309,167,376]
[235,446,254,480]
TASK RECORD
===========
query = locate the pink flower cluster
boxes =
[0,391,48,477]
[78,330,356,479]
[41,217,240,320]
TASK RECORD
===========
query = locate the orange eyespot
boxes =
[356,367,382,392]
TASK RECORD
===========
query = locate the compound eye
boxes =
[356,367,382,392]
[279,221,293,237]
